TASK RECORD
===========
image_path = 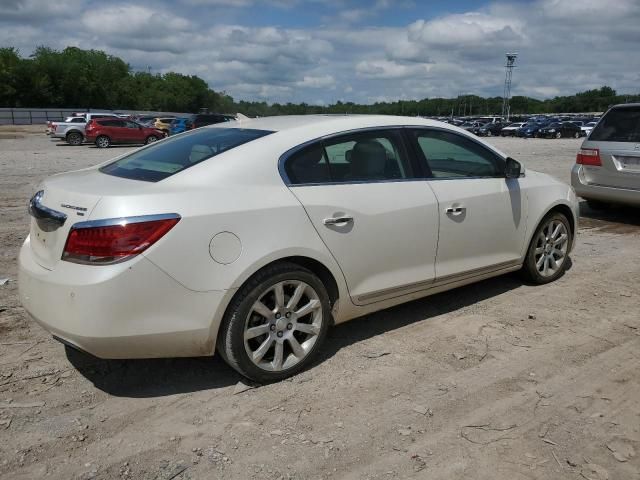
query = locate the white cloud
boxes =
[1,0,639,104]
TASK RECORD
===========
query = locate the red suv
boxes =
[85,119,165,148]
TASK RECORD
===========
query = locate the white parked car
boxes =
[19,115,578,382]
[500,122,525,136]
[581,121,598,136]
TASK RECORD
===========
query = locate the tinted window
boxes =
[100,128,273,182]
[413,129,504,178]
[124,121,140,128]
[285,130,410,185]
[323,131,409,182]
[590,106,640,142]
[284,145,331,184]
[99,120,124,127]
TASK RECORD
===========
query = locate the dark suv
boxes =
[571,104,640,208]
[186,114,235,130]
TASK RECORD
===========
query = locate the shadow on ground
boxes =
[578,200,640,233]
[68,272,528,398]
[66,348,241,398]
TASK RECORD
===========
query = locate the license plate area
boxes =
[613,155,640,173]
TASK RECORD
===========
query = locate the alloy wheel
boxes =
[534,219,568,278]
[243,280,323,372]
[96,136,110,148]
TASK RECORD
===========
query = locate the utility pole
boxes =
[502,53,517,121]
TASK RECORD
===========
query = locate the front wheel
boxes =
[486,130,492,137]
[145,135,159,144]
[95,135,111,148]
[217,262,331,383]
[555,132,562,139]
[521,212,571,284]
[574,131,580,139]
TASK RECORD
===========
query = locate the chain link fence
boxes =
[0,108,188,125]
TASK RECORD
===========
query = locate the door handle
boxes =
[445,206,466,215]
[323,215,354,225]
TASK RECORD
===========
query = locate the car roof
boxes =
[214,114,452,133]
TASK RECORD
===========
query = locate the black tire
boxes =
[66,131,83,146]
[520,212,572,285]
[95,135,111,148]
[145,135,159,145]
[217,262,331,383]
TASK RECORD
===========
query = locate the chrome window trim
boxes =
[69,213,181,230]
[278,124,514,187]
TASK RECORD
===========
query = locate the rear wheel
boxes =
[95,135,111,148]
[145,135,159,144]
[486,130,492,137]
[521,212,571,284]
[218,262,331,383]
[66,132,83,146]
[555,132,562,139]
[573,131,580,139]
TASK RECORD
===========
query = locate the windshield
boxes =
[100,127,273,182]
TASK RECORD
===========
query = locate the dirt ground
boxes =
[0,126,639,480]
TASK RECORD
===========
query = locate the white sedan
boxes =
[19,115,578,382]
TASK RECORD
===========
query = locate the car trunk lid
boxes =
[581,139,640,190]
[28,168,145,271]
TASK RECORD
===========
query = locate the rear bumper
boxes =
[571,165,640,206]
[18,236,231,359]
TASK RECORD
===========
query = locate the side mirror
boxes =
[505,157,522,178]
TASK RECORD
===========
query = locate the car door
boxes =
[284,129,440,305]
[123,121,144,143]
[407,128,527,281]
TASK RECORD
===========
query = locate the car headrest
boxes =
[350,141,387,180]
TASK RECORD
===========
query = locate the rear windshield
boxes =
[590,106,640,142]
[100,127,273,182]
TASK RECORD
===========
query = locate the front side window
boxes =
[284,130,411,185]
[100,127,273,182]
[412,129,504,178]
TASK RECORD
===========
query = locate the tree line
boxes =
[1,46,638,116]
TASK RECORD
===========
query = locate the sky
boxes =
[1,0,639,105]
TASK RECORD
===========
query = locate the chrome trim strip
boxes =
[28,190,67,229]
[356,260,522,304]
[70,213,181,230]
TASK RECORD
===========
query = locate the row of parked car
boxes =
[440,115,600,139]
[46,112,237,147]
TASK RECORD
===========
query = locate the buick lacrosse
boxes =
[19,115,578,382]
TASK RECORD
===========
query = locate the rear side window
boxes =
[590,106,640,142]
[100,128,273,182]
[284,130,411,185]
[99,120,123,127]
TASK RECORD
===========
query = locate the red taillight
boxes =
[85,120,96,132]
[62,216,180,264]
[576,148,601,166]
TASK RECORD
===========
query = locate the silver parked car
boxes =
[572,104,640,208]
